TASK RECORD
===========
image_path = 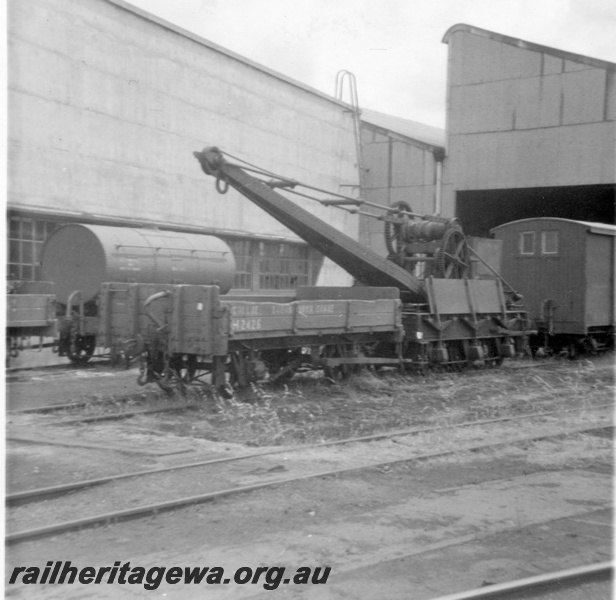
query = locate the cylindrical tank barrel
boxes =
[41,224,236,303]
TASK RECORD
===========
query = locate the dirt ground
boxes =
[5,355,615,599]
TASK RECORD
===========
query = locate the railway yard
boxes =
[6,143,613,600]
[5,354,614,599]
[7,3,616,598]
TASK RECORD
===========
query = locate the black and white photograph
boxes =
[5,0,615,598]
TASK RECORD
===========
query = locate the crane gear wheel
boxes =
[434,228,470,278]
[384,201,413,256]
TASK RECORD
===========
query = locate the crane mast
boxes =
[194,147,427,303]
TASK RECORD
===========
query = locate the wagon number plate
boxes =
[232,318,262,332]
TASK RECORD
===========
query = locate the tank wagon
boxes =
[98,147,531,393]
[491,218,615,356]
[7,225,235,364]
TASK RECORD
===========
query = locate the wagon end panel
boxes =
[493,219,586,335]
[99,283,173,352]
[6,294,57,337]
[168,285,229,357]
[584,232,615,330]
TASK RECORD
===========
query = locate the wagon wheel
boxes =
[384,201,413,257]
[261,348,302,384]
[180,354,199,383]
[168,353,200,385]
[323,345,349,381]
[323,344,363,381]
[68,334,96,366]
[434,229,470,278]
[228,351,266,389]
[137,347,183,395]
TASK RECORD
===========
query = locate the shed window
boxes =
[519,231,535,255]
[223,238,320,292]
[8,217,58,281]
[227,238,253,290]
[259,242,311,290]
[541,231,559,255]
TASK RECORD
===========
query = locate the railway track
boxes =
[8,402,612,506]
[429,561,613,600]
[6,407,612,544]
[6,355,570,416]
[7,399,200,428]
[7,356,606,425]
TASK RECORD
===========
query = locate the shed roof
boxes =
[443,24,616,72]
[360,108,446,149]
[491,218,616,237]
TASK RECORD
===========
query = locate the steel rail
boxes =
[6,422,613,544]
[427,561,613,600]
[10,399,106,414]
[9,395,183,416]
[46,403,196,426]
[7,403,612,506]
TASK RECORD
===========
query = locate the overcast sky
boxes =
[129,0,614,129]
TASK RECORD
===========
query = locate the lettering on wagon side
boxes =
[231,318,263,332]
[230,305,262,317]
[269,304,293,315]
[298,303,337,316]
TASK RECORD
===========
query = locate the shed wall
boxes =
[360,125,440,256]
[8,0,360,286]
[443,29,616,218]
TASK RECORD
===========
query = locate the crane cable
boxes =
[218,150,421,223]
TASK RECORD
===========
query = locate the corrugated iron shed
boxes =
[442,23,615,231]
[361,108,445,149]
[443,24,616,73]
[358,109,446,255]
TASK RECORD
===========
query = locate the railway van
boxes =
[491,218,615,355]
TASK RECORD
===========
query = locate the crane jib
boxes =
[194,148,425,302]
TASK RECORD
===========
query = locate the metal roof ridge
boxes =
[442,23,616,72]
[360,107,446,148]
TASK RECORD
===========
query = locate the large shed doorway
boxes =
[456,184,615,237]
